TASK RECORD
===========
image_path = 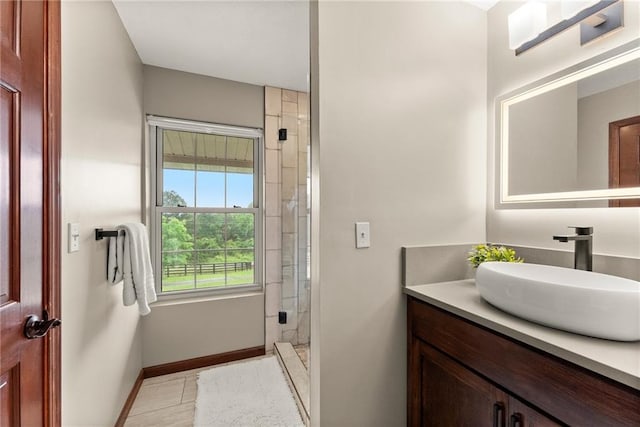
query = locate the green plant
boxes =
[467,244,523,268]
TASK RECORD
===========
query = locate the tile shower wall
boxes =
[264,87,310,350]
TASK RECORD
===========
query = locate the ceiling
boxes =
[112,1,310,92]
[465,0,499,11]
[113,1,495,93]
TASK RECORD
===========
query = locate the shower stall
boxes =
[264,86,311,354]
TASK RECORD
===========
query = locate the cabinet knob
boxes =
[510,413,523,427]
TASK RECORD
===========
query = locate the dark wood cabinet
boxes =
[410,337,559,427]
[508,395,561,427]
[410,339,508,426]
[408,296,640,427]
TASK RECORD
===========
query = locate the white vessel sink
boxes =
[475,262,640,341]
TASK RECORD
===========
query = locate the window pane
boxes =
[161,213,194,252]
[196,133,226,207]
[162,130,196,207]
[225,213,255,249]
[225,249,254,286]
[161,213,195,292]
[195,250,227,289]
[196,170,225,207]
[195,213,225,250]
[163,170,194,207]
[162,131,255,208]
[192,213,255,287]
[226,137,254,208]
[227,172,254,208]
[226,213,255,286]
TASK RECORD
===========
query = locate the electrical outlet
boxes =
[355,222,370,249]
[68,223,80,253]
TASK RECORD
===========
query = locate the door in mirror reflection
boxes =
[609,116,640,207]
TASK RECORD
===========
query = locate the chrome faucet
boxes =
[553,226,593,271]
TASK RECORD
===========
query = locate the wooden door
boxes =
[609,115,640,207]
[0,1,61,426]
[409,339,508,427]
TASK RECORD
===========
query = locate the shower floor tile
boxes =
[275,342,310,425]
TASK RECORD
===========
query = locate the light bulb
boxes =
[508,1,548,50]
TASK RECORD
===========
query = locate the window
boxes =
[149,116,263,297]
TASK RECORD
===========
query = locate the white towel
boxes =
[106,223,157,315]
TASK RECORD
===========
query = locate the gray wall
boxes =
[509,83,578,195]
[487,0,640,258]
[61,2,144,425]
[143,65,264,127]
[578,80,640,191]
[141,295,265,366]
[141,65,265,367]
[313,2,487,425]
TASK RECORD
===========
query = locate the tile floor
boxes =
[124,349,310,427]
[124,367,202,426]
[294,344,309,370]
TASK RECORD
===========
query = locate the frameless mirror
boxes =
[497,39,640,208]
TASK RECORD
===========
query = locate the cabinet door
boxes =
[408,297,640,426]
[410,339,508,427]
[508,396,564,427]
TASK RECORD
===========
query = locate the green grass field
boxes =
[162,269,254,292]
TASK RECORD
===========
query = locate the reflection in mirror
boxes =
[499,41,640,207]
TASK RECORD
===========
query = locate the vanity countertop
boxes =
[404,280,640,391]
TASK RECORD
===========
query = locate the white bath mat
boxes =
[194,356,304,427]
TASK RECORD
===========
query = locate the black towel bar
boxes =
[95,228,120,240]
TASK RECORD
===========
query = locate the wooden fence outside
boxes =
[164,262,253,277]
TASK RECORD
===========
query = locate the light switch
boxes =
[68,223,80,253]
[355,222,370,249]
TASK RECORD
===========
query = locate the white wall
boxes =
[487,0,640,258]
[141,65,265,367]
[314,2,487,425]
[61,2,144,425]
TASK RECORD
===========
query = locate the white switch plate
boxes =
[355,222,370,249]
[68,223,80,253]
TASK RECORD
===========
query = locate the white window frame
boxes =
[148,115,264,300]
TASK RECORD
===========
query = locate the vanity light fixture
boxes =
[560,0,600,19]
[510,0,624,56]
[508,1,547,50]
[579,1,624,46]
